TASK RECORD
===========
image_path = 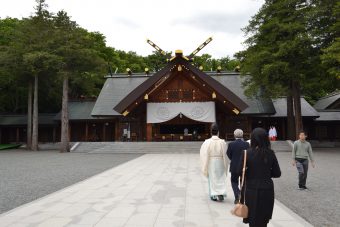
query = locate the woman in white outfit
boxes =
[200,123,228,201]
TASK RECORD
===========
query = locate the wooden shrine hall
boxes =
[90,47,320,142]
[89,37,325,142]
[93,50,249,142]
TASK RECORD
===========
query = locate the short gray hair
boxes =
[234,129,244,138]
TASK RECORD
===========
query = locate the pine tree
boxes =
[236,0,319,139]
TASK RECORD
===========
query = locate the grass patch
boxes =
[0,144,22,150]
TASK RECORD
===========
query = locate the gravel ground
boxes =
[274,148,340,227]
[0,150,142,214]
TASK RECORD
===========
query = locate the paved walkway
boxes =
[0,154,312,227]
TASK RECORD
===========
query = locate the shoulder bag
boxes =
[231,149,248,218]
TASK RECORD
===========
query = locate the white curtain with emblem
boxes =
[147,102,216,123]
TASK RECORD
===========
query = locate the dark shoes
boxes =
[298,185,308,190]
[210,195,225,201]
[210,196,218,201]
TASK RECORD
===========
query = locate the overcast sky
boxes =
[0,0,264,58]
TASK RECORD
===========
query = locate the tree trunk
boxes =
[31,75,39,151]
[60,75,70,152]
[292,80,303,139]
[27,80,33,150]
[287,93,296,140]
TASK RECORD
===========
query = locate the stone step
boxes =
[271,140,292,151]
[74,141,204,153]
[73,140,292,153]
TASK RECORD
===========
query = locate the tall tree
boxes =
[236,0,319,139]
[27,80,32,149]
[53,11,106,152]
[23,0,56,150]
[318,1,340,82]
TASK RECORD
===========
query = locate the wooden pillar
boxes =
[85,122,88,141]
[247,117,252,133]
[281,119,286,140]
[115,120,120,141]
[53,127,56,143]
[146,123,152,142]
[16,127,20,143]
[103,123,106,142]
[219,114,226,140]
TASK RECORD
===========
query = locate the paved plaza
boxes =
[0,153,312,227]
[0,151,142,214]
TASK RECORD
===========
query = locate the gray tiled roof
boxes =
[271,97,319,117]
[313,92,340,110]
[55,101,111,120]
[0,114,56,126]
[91,77,148,116]
[92,73,275,116]
[315,111,340,121]
[211,74,275,114]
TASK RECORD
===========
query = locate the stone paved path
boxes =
[0,154,312,227]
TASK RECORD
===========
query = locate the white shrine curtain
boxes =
[147,102,216,123]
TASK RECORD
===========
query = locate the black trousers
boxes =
[230,172,240,200]
[296,158,309,187]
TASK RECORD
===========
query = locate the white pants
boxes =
[208,157,227,197]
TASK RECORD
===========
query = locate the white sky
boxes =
[0,0,264,58]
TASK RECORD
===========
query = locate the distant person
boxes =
[292,131,315,190]
[268,126,274,141]
[238,127,281,227]
[200,123,228,201]
[272,126,277,141]
[193,129,198,140]
[226,129,250,204]
[184,128,189,136]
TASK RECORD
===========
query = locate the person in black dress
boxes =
[238,127,281,227]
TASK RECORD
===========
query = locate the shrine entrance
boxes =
[152,115,211,141]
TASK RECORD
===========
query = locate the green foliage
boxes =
[320,1,340,80]
[236,0,339,101]
[193,54,240,71]
[143,51,168,72]
[0,1,238,114]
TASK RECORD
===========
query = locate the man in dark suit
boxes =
[227,129,250,204]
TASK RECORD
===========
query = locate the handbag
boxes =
[231,149,248,218]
